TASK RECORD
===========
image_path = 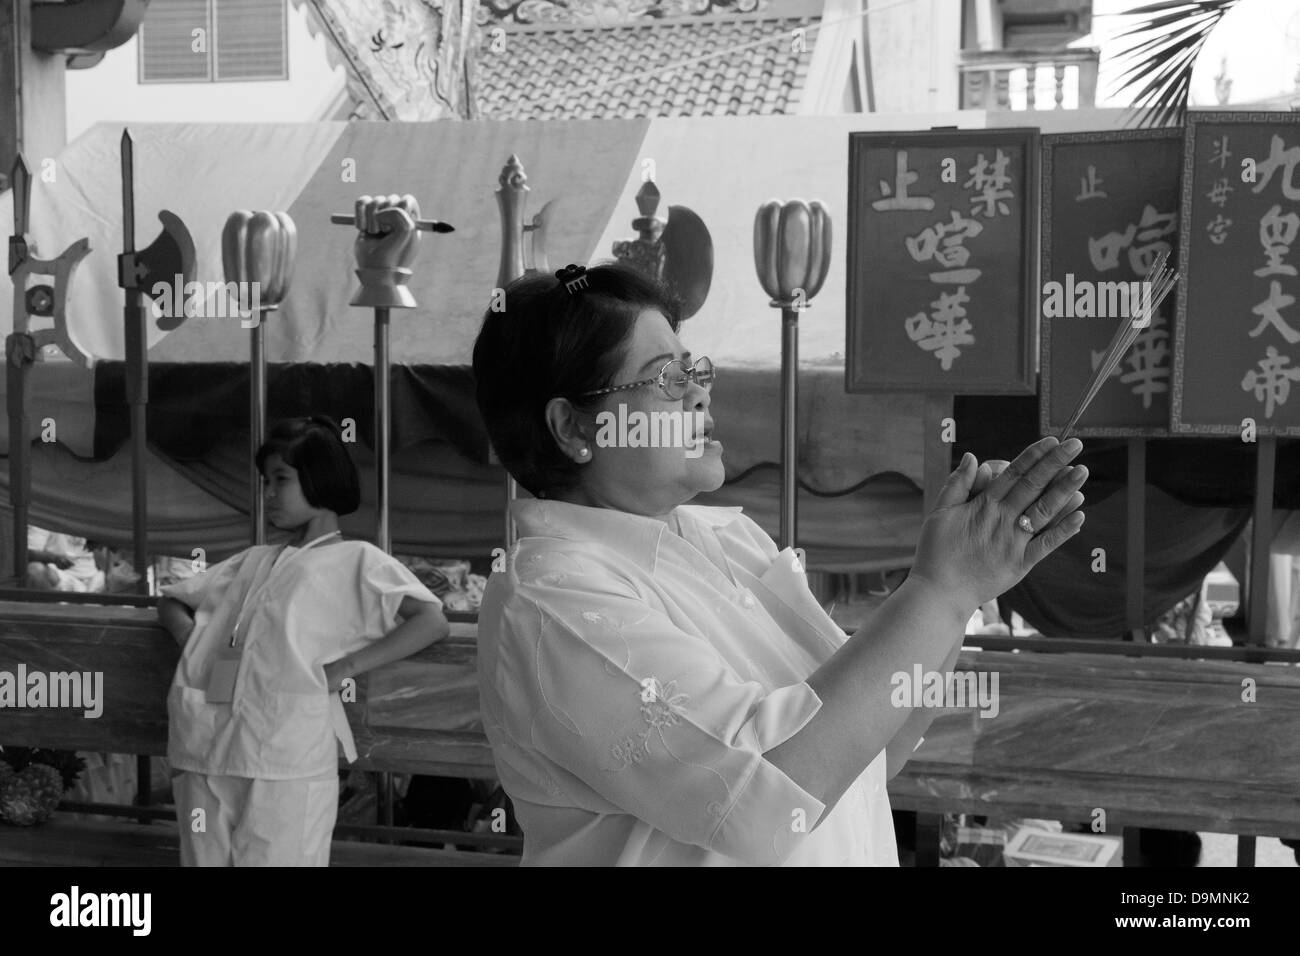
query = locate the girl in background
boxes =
[157,416,449,866]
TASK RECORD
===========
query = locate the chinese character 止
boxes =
[1089,310,1169,410]
[1253,134,1300,201]
[904,210,984,284]
[1205,177,1233,207]
[1076,165,1106,202]
[1242,345,1300,419]
[1250,280,1300,344]
[1206,213,1233,245]
[965,150,1014,218]
[873,150,935,211]
[1209,135,1232,170]
[1257,204,1299,278]
[904,288,974,371]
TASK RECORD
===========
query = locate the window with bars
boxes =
[139,0,288,83]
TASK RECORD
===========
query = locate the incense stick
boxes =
[1057,251,1180,441]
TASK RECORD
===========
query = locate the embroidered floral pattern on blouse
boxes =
[639,677,690,730]
[610,735,648,769]
[605,677,692,771]
[519,549,587,587]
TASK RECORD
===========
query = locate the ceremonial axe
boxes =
[116,129,196,592]
[8,154,92,363]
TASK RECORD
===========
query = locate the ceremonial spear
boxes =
[6,155,91,581]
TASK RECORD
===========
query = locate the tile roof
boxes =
[475,14,819,120]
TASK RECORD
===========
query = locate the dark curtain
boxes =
[93,363,488,464]
[952,394,1297,637]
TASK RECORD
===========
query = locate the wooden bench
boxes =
[0,599,514,866]
[887,647,1300,865]
[4,599,1300,866]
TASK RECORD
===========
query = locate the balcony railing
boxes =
[959,48,1100,110]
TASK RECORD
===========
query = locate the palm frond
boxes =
[1107,0,1245,128]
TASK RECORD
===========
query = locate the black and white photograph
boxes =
[0,0,1294,932]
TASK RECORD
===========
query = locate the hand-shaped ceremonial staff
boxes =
[332,195,453,553]
[332,195,452,830]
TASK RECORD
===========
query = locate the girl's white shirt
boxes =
[478,499,898,867]
[162,539,441,779]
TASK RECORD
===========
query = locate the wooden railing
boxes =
[959,48,1100,111]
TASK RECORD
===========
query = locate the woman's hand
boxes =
[910,437,1088,612]
[966,459,1009,501]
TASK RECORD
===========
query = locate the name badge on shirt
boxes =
[205,647,242,704]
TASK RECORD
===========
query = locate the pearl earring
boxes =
[578,447,590,458]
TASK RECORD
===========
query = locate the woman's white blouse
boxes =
[478,499,898,866]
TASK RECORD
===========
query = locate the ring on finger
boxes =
[1017,514,1035,534]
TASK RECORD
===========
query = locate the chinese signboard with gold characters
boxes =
[1174,112,1300,436]
[847,128,1037,394]
[1041,129,1181,437]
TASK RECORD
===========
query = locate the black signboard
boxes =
[1040,129,1182,437]
[847,128,1037,394]
[1173,111,1300,436]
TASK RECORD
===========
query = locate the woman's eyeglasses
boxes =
[575,356,715,403]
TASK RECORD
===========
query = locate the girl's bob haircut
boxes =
[254,416,361,516]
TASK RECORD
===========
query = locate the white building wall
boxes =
[865,0,964,113]
[65,2,344,143]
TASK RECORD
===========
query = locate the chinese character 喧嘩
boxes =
[1089,311,1169,410]
[1128,205,1177,275]
[1089,223,1137,272]
[904,210,984,285]
[1087,206,1177,274]
[904,288,975,371]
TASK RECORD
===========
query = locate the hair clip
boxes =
[556,263,589,294]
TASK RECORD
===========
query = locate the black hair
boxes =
[255,415,361,516]
[471,260,683,499]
